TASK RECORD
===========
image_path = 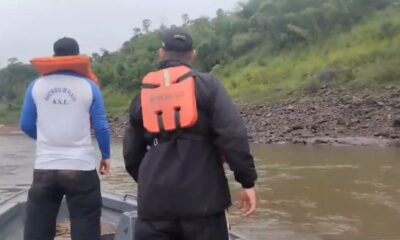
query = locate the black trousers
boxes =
[134,212,230,240]
[24,170,102,240]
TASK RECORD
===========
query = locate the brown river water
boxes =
[0,135,399,240]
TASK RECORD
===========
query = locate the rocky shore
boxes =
[109,86,400,147]
[241,86,400,146]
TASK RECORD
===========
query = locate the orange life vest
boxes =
[30,56,100,86]
[141,66,198,133]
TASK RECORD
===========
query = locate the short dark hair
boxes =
[164,50,193,62]
[53,37,80,56]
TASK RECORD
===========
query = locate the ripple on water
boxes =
[234,217,324,240]
[302,215,360,238]
[381,165,393,172]
[277,165,359,171]
[0,164,19,175]
[302,224,358,239]
[101,166,137,195]
[351,191,400,213]
[266,198,317,210]
[266,172,304,182]
[354,180,389,189]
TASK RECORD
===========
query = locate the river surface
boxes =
[0,135,400,240]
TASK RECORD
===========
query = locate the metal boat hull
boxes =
[0,190,245,240]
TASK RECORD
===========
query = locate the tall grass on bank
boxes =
[217,6,400,102]
[0,102,21,124]
[103,89,132,120]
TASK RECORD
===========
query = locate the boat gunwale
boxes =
[0,191,247,240]
[0,189,27,229]
[101,192,137,213]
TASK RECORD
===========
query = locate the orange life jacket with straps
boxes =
[30,56,100,86]
[141,66,198,134]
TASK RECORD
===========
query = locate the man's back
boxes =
[21,73,108,171]
[125,60,256,219]
[35,73,93,146]
[21,37,111,240]
[22,72,109,170]
[124,28,256,240]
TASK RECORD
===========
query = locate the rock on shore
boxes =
[111,86,400,147]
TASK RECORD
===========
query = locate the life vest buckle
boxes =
[153,138,159,147]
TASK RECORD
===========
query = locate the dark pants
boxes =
[24,170,102,240]
[135,212,229,240]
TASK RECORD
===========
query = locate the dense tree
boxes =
[7,57,18,64]
[182,14,190,26]
[216,9,225,18]
[0,62,38,101]
[133,27,142,37]
[89,0,399,93]
[1,0,399,102]
[142,19,152,33]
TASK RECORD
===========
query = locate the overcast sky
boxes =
[0,0,238,67]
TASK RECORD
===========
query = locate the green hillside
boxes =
[1,0,400,123]
[221,4,400,101]
[92,0,400,110]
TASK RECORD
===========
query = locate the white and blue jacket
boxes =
[20,72,111,171]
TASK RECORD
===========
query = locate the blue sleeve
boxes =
[89,82,111,160]
[20,81,37,139]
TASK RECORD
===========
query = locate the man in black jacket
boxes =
[123,28,257,240]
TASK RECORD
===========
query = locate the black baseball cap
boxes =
[53,37,80,56]
[162,28,193,52]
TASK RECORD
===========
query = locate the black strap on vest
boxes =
[176,71,195,83]
[142,83,159,89]
[157,112,165,132]
[174,108,181,130]
[150,132,211,148]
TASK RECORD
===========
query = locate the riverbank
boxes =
[0,124,21,135]
[2,86,399,147]
[111,86,400,147]
[240,85,400,146]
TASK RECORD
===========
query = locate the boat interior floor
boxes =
[55,220,117,240]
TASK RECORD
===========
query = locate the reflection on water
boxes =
[1,136,400,240]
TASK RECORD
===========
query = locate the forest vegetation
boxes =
[1,0,400,123]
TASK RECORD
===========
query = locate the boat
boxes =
[0,189,246,240]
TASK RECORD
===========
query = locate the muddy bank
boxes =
[109,86,400,147]
[0,124,22,136]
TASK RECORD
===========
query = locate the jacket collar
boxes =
[159,59,192,70]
